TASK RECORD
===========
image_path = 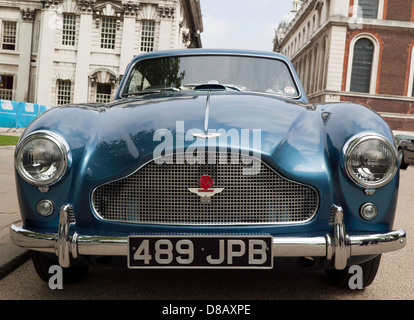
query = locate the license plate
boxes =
[128,236,273,269]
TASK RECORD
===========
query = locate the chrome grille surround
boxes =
[91,153,319,225]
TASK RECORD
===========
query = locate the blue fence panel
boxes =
[16,102,39,128]
[0,100,18,128]
[39,105,53,115]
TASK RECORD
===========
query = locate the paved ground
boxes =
[0,128,30,279]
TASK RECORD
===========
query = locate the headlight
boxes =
[344,134,397,188]
[15,131,69,186]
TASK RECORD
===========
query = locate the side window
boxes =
[125,69,150,94]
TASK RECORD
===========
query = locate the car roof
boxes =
[129,48,289,63]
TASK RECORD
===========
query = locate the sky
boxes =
[200,0,293,51]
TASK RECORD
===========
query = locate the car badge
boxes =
[188,175,224,203]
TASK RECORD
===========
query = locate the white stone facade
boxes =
[274,0,348,103]
[0,0,203,106]
[273,0,414,132]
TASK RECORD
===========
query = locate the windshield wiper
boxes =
[123,87,180,97]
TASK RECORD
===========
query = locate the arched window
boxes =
[407,45,414,97]
[350,38,374,93]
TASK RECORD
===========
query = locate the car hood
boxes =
[25,91,384,187]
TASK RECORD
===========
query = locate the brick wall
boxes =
[340,95,414,131]
[384,0,414,21]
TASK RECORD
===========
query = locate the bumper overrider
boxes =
[10,204,406,270]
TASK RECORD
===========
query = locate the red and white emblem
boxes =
[188,175,224,201]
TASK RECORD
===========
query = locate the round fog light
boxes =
[37,200,54,217]
[360,203,377,221]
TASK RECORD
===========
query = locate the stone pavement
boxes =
[0,128,30,279]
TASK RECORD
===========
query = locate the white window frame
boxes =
[61,13,77,46]
[1,20,18,51]
[352,0,384,20]
[140,20,156,52]
[100,16,117,50]
[56,80,72,106]
[96,83,112,103]
[346,33,380,94]
[407,45,414,97]
[0,74,14,100]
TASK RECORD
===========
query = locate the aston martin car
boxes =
[10,49,406,287]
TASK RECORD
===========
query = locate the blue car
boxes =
[11,49,406,287]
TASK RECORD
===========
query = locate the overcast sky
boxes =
[200,0,293,51]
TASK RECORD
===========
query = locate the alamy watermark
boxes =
[153,121,262,175]
[348,265,364,289]
[348,5,365,30]
[48,265,63,290]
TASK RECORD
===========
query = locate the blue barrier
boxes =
[16,102,39,128]
[39,104,53,115]
[0,100,53,129]
[0,100,18,128]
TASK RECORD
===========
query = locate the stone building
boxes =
[0,0,203,106]
[274,0,414,131]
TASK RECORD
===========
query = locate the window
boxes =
[140,20,155,52]
[2,21,17,50]
[411,76,414,97]
[358,0,379,18]
[350,38,374,93]
[96,83,111,103]
[0,75,13,100]
[62,14,76,46]
[100,17,116,49]
[57,80,72,105]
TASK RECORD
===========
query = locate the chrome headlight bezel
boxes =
[343,133,398,189]
[15,131,70,187]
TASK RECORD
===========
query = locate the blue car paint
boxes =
[15,49,398,243]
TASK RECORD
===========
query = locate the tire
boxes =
[31,251,89,284]
[325,255,381,288]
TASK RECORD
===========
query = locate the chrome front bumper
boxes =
[10,205,406,270]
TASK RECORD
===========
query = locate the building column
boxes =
[15,8,35,102]
[35,4,58,105]
[120,3,139,76]
[158,5,176,50]
[73,10,92,103]
[325,26,347,102]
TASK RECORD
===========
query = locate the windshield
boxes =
[122,55,300,98]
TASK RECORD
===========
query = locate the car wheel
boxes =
[399,148,409,169]
[31,251,89,284]
[325,255,381,288]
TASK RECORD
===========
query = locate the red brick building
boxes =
[274,0,414,131]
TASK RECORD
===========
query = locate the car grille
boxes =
[92,153,319,225]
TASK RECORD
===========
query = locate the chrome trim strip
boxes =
[119,52,303,100]
[10,206,406,270]
[204,91,210,133]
